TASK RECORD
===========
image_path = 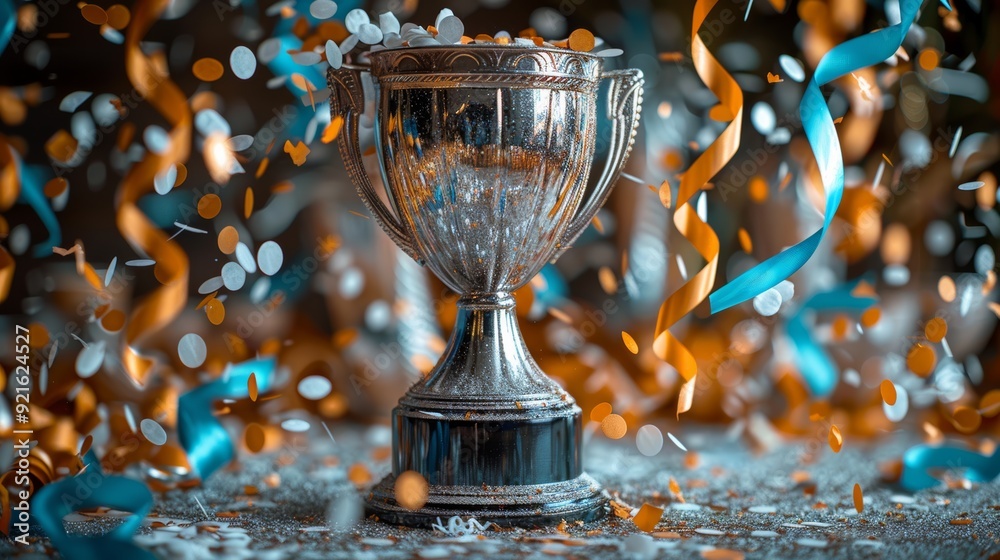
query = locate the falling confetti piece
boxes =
[601,413,627,439]
[880,379,897,406]
[140,418,167,445]
[737,228,753,254]
[622,331,639,354]
[568,28,595,52]
[853,483,864,514]
[248,372,259,402]
[192,58,225,82]
[284,140,310,165]
[244,187,254,219]
[667,432,688,452]
[882,153,893,166]
[906,343,936,377]
[394,470,429,510]
[44,177,69,198]
[590,402,612,423]
[778,54,805,82]
[951,406,981,434]
[636,424,664,457]
[81,4,108,25]
[205,298,225,325]
[632,503,664,532]
[198,194,222,219]
[766,72,783,83]
[257,241,283,276]
[829,425,843,453]
[925,317,947,342]
[178,333,207,368]
[230,46,257,80]
[244,423,266,453]
[958,181,985,191]
[218,226,239,254]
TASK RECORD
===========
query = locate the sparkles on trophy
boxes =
[329,45,642,526]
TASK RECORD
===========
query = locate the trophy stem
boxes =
[365,291,609,527]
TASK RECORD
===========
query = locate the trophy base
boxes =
[365,472,608,528]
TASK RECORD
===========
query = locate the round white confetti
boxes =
[751,530,780,538]
[8,225,29,255]
[60,91,93,113]
[230,46,257,80]
[379,12,400,35]
[153,164,177,195]
[339,34,359,54]
[344,8,369,33]
[144,125,171,154]
[281,418,311,432]
[796,538,829,548]
[357,23,383,45]
[436,16,464,44]
[749,506,777,513]
[325,40,343,70]
[222,262,247,290]
[258,38,281,64]
[236,242,257,273]
[198,276,225,294]
[958,181,985,191]
[635,424,663,457]
[779,54,805,82]
[339,267,364,299]
[140,418,168,445]
[257,241,283,276]
[195,109,231,136]
[126,259,156,267]
[298,375,333,400]
[974,245,995,275]
[178,333,207,368]
[75,341,106,378]
[753,288,782,316]
[309,0,337,19]
[292,50,322,65]
[751,101,776,134]
[695,528,724,535]
[250,277,271,303]
[228,134,255,151]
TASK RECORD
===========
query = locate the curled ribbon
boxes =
[33,451,155,560]
[19,161,62,257]
[178,357,276,479]
[901,444,1000,491]
[708,0,950,313]
[786,278,876,396]
[117,0,191,386]
[653,0,743,413]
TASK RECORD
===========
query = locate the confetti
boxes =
[394,470,429,510]
[309,0,338,20]
[193,58,225,82]
[257,241,283,276]
[667,432,688,452]
[283,140,310,165]
[568,29,595,52]
[230,46,257,80]
[621,331,639,354]
[636,424,664,457]
[140,418,168,446]
[880,379,897,406]
[601,413,627,439]
[853,483,864,513]
[828,425,843,453]
[958,181,985,191]
[178,333,207,368]
[632,503,663,532]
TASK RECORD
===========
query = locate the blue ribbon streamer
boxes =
[19,162,62,257]
[0,0,14,58]
[901,444,1000,491]
[708,0,951,313]
[177,357,276,479]
[32,451,155,560]
[786,279,876,396]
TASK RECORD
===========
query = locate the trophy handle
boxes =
[328,66,424,265]
[551,68,644,261]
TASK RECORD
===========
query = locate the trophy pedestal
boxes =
[365,295,608,527]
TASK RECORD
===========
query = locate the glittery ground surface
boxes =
[5,425,1000,559]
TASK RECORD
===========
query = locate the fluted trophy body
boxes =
[330,45,642,527]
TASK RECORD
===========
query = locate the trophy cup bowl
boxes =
[329,45,642,527]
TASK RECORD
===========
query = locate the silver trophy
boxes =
[329,45,642,527]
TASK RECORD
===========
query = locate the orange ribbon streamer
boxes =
[653,0,743,416]
[117,0,191,386]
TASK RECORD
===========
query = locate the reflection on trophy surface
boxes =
[330,45,643,526]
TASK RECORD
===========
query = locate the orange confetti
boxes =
[748,176,768,203]
[45,130,78,163]
[322,116,343,144]
[101,309,126,332]
[106,5,131,30]
[828,425,843,453]
[206,298,225,325]
[598,266,617,294]
[708,104,734,122]
[568,28,595,52]
[283,140,310,166]
[248,372,259,402]
[590,402,612,423]
[701,550,744,560]
[938,276,956,302]
[244,187,254,219]
[924,317,947,343]
[767,72,783,83]
[658,52,684,62]
[197,194,221,219]
[860,306,881,328]
[394,470,429,510]
[737,228,753,254]
[81,4,108,25]
[906,343,936,377]
[622,331,639,354]
[880,380,897,406]
[951,406,981,434]
[853,483,864,514]
[601,414,627,439]
[882,153,893,167]
[218,226,239,254]
[192,58,225,82]
[632,503,664,532]
[43,177,68,198]
[658,180,672,208]
[348,463,372,486]
[244,423,265,453]
[255,157,269,179]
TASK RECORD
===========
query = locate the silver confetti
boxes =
[236,242,257,273]
[228,134,255,151]
[140,418,168,446]
[59,91,93,113]
[298,375,333,400]
[257,38,282,64]
[230,46,257,80]
[357,23,383,45]
[779,54,805,82]
[309,0,338,20]
[292,50,322,65]
[198,276,225,294]
[257,241,283,276]
[379,11,400,35]
[178,333,207,368]
[325,40,343,70]
[344,8,369,34]
[104,257,117,287]
[75,341,106,378]
[222,262,247,291]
